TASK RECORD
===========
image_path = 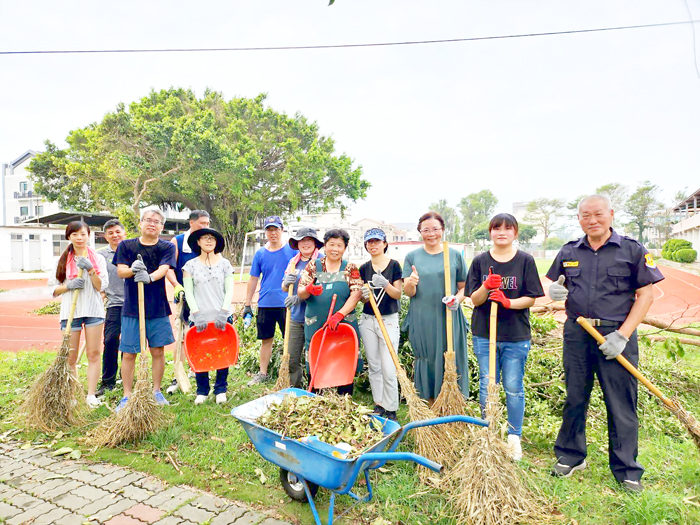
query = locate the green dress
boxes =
[401,247,470,399]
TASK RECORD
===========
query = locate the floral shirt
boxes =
[299,257,363,292]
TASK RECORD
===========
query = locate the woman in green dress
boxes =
[402,211,470,402]
[298,228,363,395]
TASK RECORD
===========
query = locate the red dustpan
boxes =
[184,323,240,373]
[308,323,359,390]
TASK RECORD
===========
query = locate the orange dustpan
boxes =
[184,323,239,373]
[308,295,359,390]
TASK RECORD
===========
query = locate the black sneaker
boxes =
[551,459,587,477]
[95,384,114,397]
[621,479,644,493]
[372,405,386,417]
[383,411,398,422]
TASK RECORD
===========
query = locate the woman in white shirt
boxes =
[48,221,108,408]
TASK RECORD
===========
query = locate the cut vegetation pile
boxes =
[257,393,385,457]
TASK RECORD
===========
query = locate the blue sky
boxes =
[1,0,698,224]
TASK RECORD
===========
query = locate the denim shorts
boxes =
[119,316,175,353]
[60,316,104,332]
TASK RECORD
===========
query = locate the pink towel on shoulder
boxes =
[66,246,101,280]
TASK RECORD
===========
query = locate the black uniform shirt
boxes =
[546,229,664,322]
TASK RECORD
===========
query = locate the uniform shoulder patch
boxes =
[644,253,656,269]
[563,261,579,268]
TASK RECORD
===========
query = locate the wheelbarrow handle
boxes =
[355,451,442,474]
[389,414,489,453]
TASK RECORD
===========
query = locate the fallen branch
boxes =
[530,303,565,314]
[642,316,700,337]
[166,452,183,475]
[642,335,700,347]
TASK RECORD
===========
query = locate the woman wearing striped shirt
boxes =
[48,221,108,408]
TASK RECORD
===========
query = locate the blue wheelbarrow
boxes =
[231,388,488,525]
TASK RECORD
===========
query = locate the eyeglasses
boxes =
[420,228,443,234]
[141,218,163,225]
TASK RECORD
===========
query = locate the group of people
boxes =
[50,193,663,493]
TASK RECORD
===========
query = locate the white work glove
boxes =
[130,258,147,273]
[134,269,152,284]
[66,278,85,290]
[442,295,460,311]
[371,273,390,289]
[76,256,93,271]
[191,311,208,332]
[284,295,300,309]
[214,310,230,331]
[361,286,371,301]
[549,275,568,302]
[599,330,628,360]
[282,272,297,288]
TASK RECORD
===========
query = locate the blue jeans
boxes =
[472,336,531,436]
[195,369,229,396]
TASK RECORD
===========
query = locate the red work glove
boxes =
[306,283,323,296]
[327,312,345,331]
[489,289,511,309]
[483,267,502,290]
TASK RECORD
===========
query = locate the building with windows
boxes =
[1,150,61,226]
[671,187,700,253]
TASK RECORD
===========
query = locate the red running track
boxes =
[1,265,698,352]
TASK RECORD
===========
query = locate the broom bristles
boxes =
[89,351,169,447]
[433,350,469,417]
[274,352,292,391]
[668,397,700,451]
[18,334,87,432]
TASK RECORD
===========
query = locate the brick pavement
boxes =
[0,440,292,525]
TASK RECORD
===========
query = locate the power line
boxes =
[1,19,698,56]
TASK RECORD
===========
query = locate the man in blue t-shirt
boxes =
[114,209,177,412]
[244,216,297,385]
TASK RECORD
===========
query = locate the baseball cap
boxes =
[264,216,283,229]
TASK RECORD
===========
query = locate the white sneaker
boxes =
[86,395,102,409]
[166,378,179,395]
[215,393,227,405]
[195,395,207,405]
[507,434,523,461]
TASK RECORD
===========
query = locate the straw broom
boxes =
[274,287,294,391]
[366,285,457,477]
[577,317,700,451]
[18,257,87,432]
[444,301,552,525]
[90,279,169,447]
[433,242,470,420]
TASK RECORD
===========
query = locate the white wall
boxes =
[671,213,700,253]
[1,226,75,272]
[3,153,61,226]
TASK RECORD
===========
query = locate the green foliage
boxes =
[524,198,565,244]
[542,236,566,250]
[457,190,498,245]
[624,181,662,242]
[517,224,537,246]
[28,88,369,258]
[596,182,629,214]
[673,248,698,263]
[428,199,460,242]
[235,314,283,379]
[661,239,693,260]
[32,301,61,315]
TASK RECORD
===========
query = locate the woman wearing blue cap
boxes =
[358,228,402,421]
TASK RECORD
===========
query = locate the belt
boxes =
[581,317,619,327]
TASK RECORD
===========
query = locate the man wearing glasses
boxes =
[113,209,177,412]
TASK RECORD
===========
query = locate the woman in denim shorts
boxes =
[48,221,108,409]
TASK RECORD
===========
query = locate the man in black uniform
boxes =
[546,194,664,493]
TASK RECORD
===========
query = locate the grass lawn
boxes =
[1,338,699,524]
[534,259,554,277]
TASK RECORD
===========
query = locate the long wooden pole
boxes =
[443,241,454,354]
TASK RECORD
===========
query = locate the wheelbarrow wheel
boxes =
[280,468,318,502]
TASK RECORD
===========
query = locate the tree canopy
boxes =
[457,190,498,244]
[524,198,565,244]
[623,181,662,242]
[28,88,369,256]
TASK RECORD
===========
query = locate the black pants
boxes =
[554,319,643,482]
[101,306,123,387]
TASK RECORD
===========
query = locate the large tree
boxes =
[624,181,662,242]
[29,88,369,256]
[457,190,498,245]
[524,198,565,244]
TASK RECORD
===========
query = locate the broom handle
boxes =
[366,284,403,372]
[63,249,86,337]
[576,317,673,408]
[489,302,498,386]
[308,294,337,391]
[443,242,454,355]
[282,287,293,357]
[138,281,146,355]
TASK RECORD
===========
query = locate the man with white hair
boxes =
[545,194,664,493]
[114,209,177,412]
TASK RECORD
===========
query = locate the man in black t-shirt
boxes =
[114,209,177,413]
